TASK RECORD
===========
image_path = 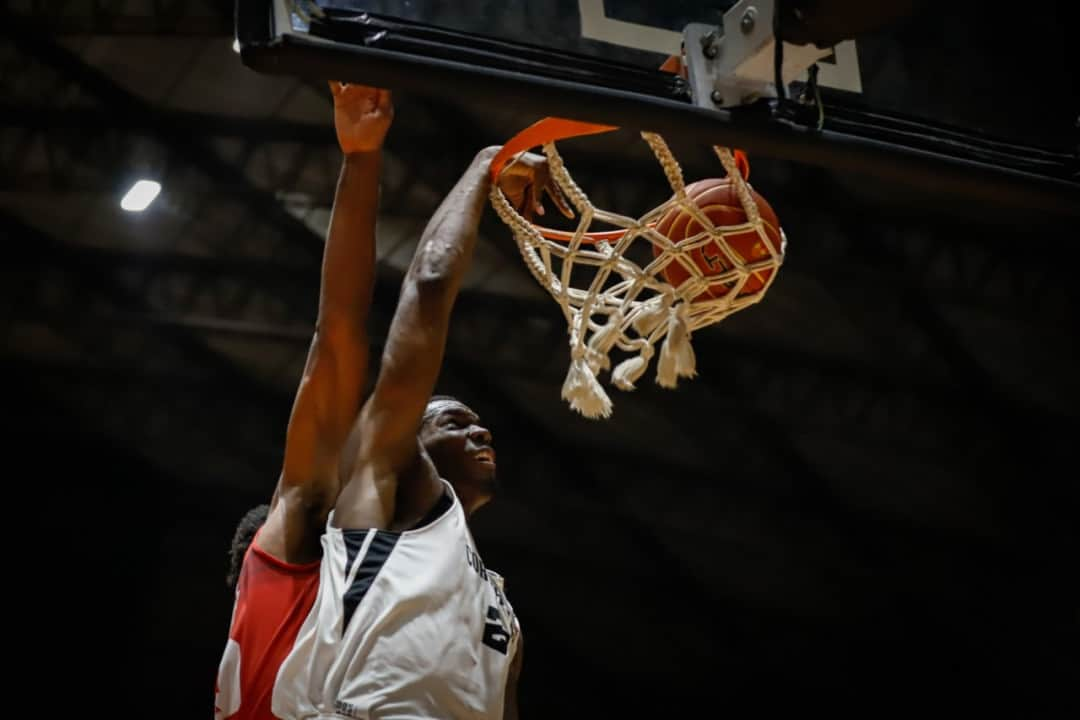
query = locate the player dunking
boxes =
[269,144,569,718]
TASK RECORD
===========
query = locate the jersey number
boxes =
[482,606,509,654]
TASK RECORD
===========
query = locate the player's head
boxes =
[420,395,497,515]
[225,503,270,589]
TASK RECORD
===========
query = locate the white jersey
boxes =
[272,481,520,720]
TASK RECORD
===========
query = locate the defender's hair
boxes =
[226,503,270,589]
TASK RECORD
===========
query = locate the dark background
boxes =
[3,1,1077,717]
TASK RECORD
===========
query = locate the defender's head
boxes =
[226,503,270,590]
[420,395,496,515]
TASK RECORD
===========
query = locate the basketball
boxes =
[653,178,783,301]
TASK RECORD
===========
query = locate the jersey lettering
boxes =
[465,544,488,580]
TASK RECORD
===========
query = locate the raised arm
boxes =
[332,146,497,528]
[334,148,568,530]
[259,83,393,563]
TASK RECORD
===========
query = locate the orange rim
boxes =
[491,115,751,246]
[489,117,617,180]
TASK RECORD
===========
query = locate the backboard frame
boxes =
[235,0,1079,216]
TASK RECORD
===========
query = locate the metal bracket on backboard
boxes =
[683,0,834,108]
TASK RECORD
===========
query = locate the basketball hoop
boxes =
[489,117,786,419]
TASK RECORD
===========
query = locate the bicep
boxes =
[357,274,455,470]
[329,270,458,530]
[280,318,370,498]
[266,323,368,559]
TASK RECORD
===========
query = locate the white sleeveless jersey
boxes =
[271,482,520,720]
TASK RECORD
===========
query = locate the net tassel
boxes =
[612,344,654,391]
[586,311,624,374]
[656,305,696,388]
[561,352,613,419]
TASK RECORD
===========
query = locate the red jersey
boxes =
[214,530,320,719]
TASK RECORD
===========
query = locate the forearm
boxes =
[406,146,497,291]
[318,150,381,326]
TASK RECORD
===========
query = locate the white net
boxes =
[490,131,786,419]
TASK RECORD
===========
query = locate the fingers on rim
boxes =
[529,182,545,216]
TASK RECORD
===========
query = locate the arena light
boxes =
[120,180,161,212]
